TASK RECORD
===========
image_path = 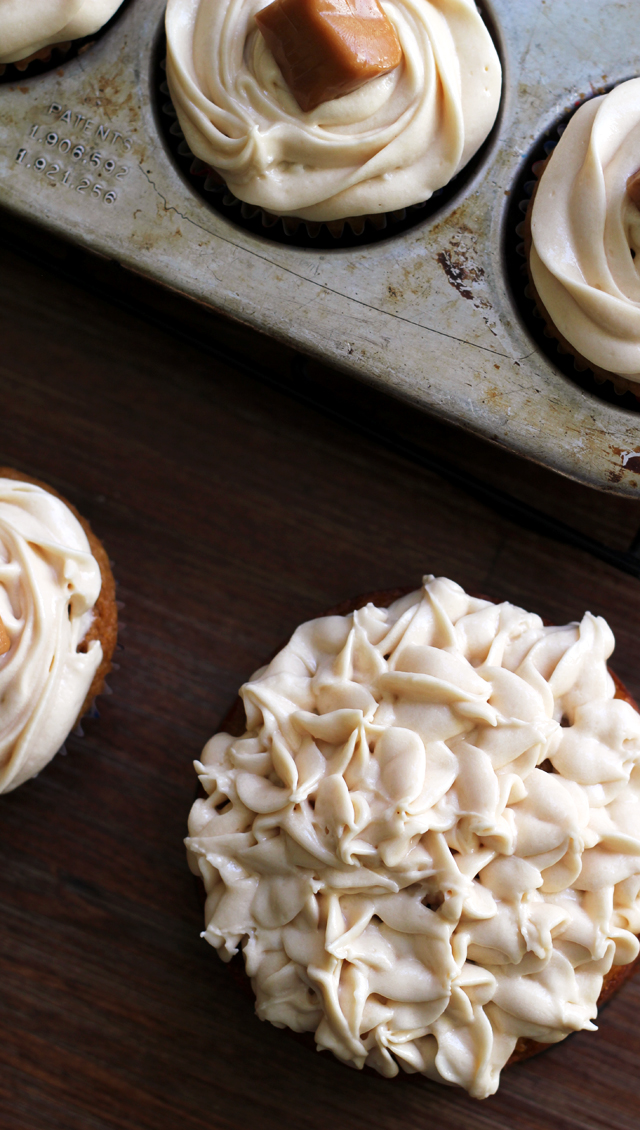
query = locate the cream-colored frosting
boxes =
[0,0,124,64]
[165,0,501,221]
[187,576,640,1098]
[530,78,640,381]
[0,479,103,793]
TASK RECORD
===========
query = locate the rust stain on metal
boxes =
[426,212,473,241]
[435,232,491,310]
[436,249,475,300]
[609,446,640,475]
[92,69,140,123]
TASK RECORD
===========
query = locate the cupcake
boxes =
[0,0,126,74]
[0,469,117,794]
[187,576,640,1099]
[526,77,640,394]
[164,0,501,230]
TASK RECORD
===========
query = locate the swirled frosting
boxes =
[530,78,640,381]
[0,0,124,65]
[0,478,103,793]
[165,0,501,221]
[187,576,640,1098]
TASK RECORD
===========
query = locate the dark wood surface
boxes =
[0,239,639,1130]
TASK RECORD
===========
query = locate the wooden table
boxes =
[0,237,638,1130]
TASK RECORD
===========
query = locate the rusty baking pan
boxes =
[1,0,640,495]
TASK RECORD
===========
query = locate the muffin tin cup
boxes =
[4,0,640,493]
[159,70,428,250]
[156,0,503,251]
[156,37,498,253]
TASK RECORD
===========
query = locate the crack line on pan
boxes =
[137,166,513,360]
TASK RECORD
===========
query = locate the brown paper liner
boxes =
[0,467,118,725]
[164,131,423,245]
[0,42,71,78]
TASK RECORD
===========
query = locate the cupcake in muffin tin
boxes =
[0,0,127,79]
[163,0,502,237]
[523,78,640,398]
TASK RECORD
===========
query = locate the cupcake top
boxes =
[165,0,501,222]
[0,478,103,793]
[187,576,640,1098]
[530,77,640,381]
[0,0,124,65]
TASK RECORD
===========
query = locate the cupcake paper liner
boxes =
[0,41,72,81]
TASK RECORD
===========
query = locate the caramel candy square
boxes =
[627,168,640,210]
[256,0,402,113]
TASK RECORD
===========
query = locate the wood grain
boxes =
[0,240,639,1130]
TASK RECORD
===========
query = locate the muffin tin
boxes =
[1,0,640,495]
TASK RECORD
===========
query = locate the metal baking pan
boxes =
[1,0,640,495]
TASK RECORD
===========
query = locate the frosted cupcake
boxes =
[527,78,640,394]
[165,0,501,228]
[0,0,126,73]
[0,469,117,794]
[187,576,640,1098]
